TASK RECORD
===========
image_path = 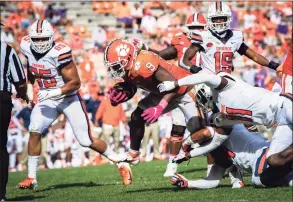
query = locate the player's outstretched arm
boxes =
[242,46,279,70]
[158,73,226,93]
[181,44,201,70]
[60,61,81,95]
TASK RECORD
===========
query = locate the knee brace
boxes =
[170,125,186,143]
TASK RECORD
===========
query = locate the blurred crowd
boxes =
[1,1,292,171]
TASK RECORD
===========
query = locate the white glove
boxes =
[38,88,62,102]
[157,81,176,93]
[172,150,190,164]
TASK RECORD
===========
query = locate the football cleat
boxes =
[163,163,177,177]
[124,152,140,166]
[171,173,188,189]
[116,162,132,185]
[18,177,38,190]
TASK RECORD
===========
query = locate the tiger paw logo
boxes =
[116,44,130,57]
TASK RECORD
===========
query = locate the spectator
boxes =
[277,12,289,35]
[242,63,258,86]
[252,20,265,45]
[115,2,133,29]
[141,122,161,161]
[243,9,256,31]
[255,66,270,88]
[67,32,84,58]
[91,25,107,52]
[131,3,144,33]
[78,53,96,81]
[140,10,157,38]
[95,95,127,153]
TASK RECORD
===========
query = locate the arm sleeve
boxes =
[237,43,249,56]
[9,48,26,84]
[187,164,225,189]
[189,129,228,157]
[178,73,222,88]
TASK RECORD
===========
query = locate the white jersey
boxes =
[20,36,74,96]
[213,76,284,127]
[223,124,269,173]
[191,29,244,74]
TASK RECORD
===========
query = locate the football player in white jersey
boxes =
[180,2,281,74]
[158,71,293,187]
[170,124,292,189]
[18,20,132,189]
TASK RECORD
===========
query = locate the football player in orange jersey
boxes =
[145,13,214,177]
[104,39,205,166]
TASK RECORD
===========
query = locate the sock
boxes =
[129,149,140,155]
[102,146,119,162]
[169,154,176,164]
[207,164,213,177]
[28,155,40,179]
[9,153,16,169]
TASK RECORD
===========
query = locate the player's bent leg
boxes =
[267,124,293,167]
[260,124,293,187]
[125,107,146,165]
[19,101,59,190]
[164,124,185,177]
[63,95,132,184]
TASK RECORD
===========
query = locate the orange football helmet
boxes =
[104,39,137,80]
[186,13,207,30]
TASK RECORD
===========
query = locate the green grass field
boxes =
[7,157,292,201]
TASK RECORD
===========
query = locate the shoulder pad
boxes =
[190,30,204,44]
[51,42,72,57]
[52,42,72,68]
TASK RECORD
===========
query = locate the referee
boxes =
[0,22,28,201]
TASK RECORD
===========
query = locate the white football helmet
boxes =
[207,2,232,34]
[196,84,213,112]
[29,20,54,54]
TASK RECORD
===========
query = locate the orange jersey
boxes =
[171,32,197,67]
[283,45,292,76]
[128,50,191,96]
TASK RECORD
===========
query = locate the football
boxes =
[111,81,137,106]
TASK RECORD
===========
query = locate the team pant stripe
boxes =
[37,20,43,33]
[280,93,293,102]
[255,148,268,176]
[281,74,287,94]
[77,93,93,141]
[226,107,252,116]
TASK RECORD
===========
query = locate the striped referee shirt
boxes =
[0,41,26,93]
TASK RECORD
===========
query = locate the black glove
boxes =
[268,61,280,70]
[190,65,202,74]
